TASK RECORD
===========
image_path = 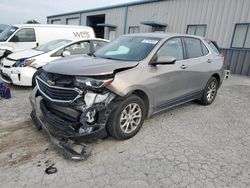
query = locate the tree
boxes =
[25,20,40,24]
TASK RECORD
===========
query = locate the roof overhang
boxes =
[140,21,167,27]
[47,0,159,19]
[97,23,117,28]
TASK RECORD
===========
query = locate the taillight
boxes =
[222,54,225,64]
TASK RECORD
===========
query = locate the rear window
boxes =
[183,37,203,59]
[208,41,221,54]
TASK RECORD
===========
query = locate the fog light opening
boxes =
[86,109,97,124]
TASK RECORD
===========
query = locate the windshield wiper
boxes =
[87,53,96,57]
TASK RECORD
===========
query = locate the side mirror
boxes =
[62,50,71,57]
[10,35,19,42]
[152,56,176,65]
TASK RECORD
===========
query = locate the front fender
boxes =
[109,84,154,117]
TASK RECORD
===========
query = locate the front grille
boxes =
[37,76,80,102]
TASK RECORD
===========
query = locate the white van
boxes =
[0,24,95,58]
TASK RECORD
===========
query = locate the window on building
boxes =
[10,28,36,42]
[231,23,250,48]
[51,19,61,24]
[108,28,116,40]
[187,25,207,37]
[183,37,205,59]
[66,18,79,25]
[152,26,166,32]
[157,37,183,61]
[128,26,140,34]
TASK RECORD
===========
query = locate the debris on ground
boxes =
[45,164,57,175]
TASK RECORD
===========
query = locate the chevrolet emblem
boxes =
[47,80,55,85]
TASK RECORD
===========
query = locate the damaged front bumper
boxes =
[29,84,116,160]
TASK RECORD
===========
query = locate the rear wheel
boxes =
[32,69,43,88]
[107,95,146,140]
[199,77,219,105]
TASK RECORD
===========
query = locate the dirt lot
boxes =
[0,75,250,188]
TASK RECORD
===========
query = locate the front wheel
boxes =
[107,95,146,140]
[199,77,219,105]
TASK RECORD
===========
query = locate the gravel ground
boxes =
[0,75,250,188]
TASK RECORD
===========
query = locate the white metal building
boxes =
[47,0,250,76]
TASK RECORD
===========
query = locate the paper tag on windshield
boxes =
[141,39,158,44]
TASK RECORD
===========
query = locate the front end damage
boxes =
[30,71,118,160]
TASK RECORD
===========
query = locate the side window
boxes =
[201,41,209,55]
[208,41,220,54]
[11,28,36,42]
[65,41,90,55]
[184,37,203,59]
[92,40,107,52]
[157,37,183,61]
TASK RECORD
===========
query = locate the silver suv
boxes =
[30,33,224,156]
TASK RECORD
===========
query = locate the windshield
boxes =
[94,36,160,61]
[0,26,18,42]
[35,39,71,53]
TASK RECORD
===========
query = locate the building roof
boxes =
[47,0,160,18]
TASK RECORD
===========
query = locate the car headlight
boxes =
[75,76,113,89]
[13,59,35,67]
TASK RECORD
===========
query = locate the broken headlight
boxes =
[75,76,113,90]
[13,59,35,67]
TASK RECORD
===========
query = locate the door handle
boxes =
[36,42,39,47]
[180,64,187,69]
[207,59,212,63]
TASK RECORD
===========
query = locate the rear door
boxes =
[182,37,211,93]
[8,28,37,52]
[64,40,91,55]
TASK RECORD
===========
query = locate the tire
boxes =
[107,94,146,140]
[199,77,219,105]
[32,69,43,88]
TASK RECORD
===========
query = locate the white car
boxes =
[0,38,108,86]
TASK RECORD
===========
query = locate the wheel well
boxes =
[132,90,149,117]
[212,73,220,84]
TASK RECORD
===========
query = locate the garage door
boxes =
[66,18,79,25]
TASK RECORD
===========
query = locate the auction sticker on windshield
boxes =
[141,39,158,44]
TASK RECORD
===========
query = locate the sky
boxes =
[0,0,138,25]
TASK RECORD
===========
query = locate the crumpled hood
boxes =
[8,49,44,61]
[43,55,139,76]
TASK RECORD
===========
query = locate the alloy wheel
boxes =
[120,103,142,134]
[206,81,217,102]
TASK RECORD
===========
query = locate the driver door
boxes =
[150,37,190,111]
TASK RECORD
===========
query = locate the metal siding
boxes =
[48,0,250,48]
[47,0,250,76]
[126,0,250,48]
[242,52,250,76]
[48,14,80,25]
[80,7,125,39]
